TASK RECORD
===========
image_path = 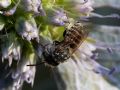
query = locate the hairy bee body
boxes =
[43,42,70,66]
[43,21,88,66]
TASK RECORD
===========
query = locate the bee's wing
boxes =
[70,28,89,54]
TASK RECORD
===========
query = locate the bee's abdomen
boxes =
[64,23,86,50]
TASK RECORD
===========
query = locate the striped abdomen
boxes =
[63,22,88,53]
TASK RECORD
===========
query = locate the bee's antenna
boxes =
[27,62,45,66]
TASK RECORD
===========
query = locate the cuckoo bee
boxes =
[42,20,88,66]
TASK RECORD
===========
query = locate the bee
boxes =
[42,20,88,66]
[28,20,88,67]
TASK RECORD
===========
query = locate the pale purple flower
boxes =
[15,17,39,42]
[74,0,94,15]
[20,0,46,16]
[11,52,36,89]
[12,66,36,89]
[52,10,68,26]
[1,33,21,66]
